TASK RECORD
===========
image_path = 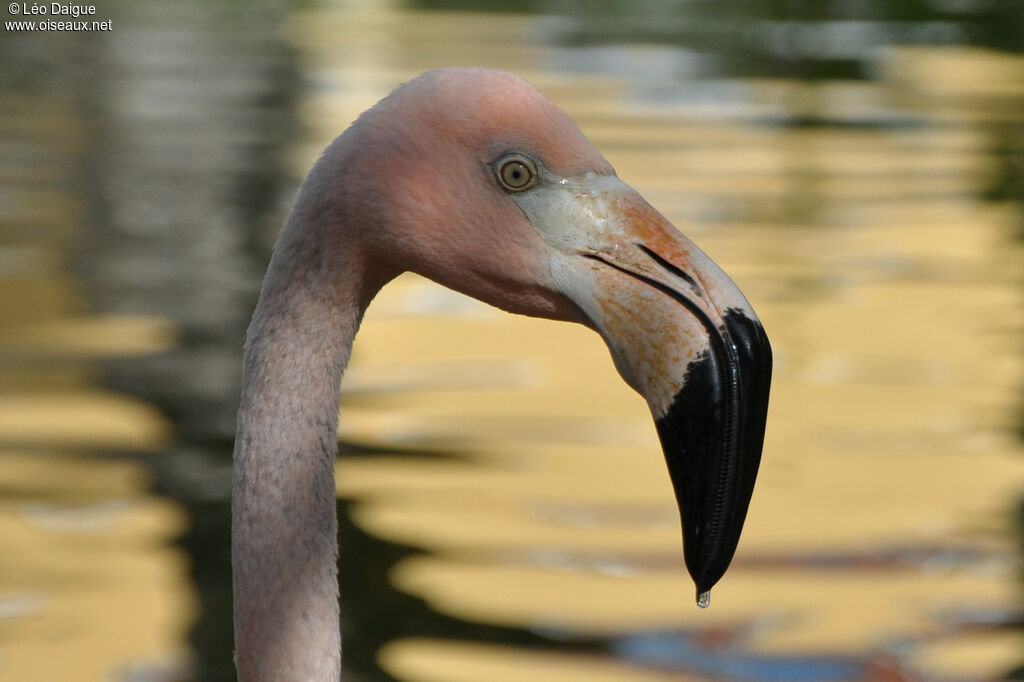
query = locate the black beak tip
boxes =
[654,310,772,602]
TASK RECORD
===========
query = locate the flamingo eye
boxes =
[496,154,537,191]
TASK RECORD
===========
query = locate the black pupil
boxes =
[505,162,527,186]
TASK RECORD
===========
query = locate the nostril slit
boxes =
[636,244,700,292]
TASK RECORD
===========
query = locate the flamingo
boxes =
[232,67,771,681]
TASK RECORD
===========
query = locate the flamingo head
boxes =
[332,68,772,602]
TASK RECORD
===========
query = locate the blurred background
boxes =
[2,0,1023,680]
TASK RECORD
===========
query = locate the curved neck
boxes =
[232,202,388,680]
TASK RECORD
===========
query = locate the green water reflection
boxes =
[0,1,1022,681]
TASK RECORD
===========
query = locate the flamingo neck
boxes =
[231,205,385,680]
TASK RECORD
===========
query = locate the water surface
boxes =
[1,1,1022,680]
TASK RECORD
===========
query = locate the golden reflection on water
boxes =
[1,2,1023,681]
[0,324,188,678]
[0,452,191,681]
[0,58,189,682]
[0,236,188,676]
[382,638,702,682]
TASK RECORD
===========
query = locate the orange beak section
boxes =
[519,174,773,604]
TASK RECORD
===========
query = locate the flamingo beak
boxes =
[515,174,772,603]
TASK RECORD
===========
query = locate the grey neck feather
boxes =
[231,191,384,680]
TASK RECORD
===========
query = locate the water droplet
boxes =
[696,590,711,609]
